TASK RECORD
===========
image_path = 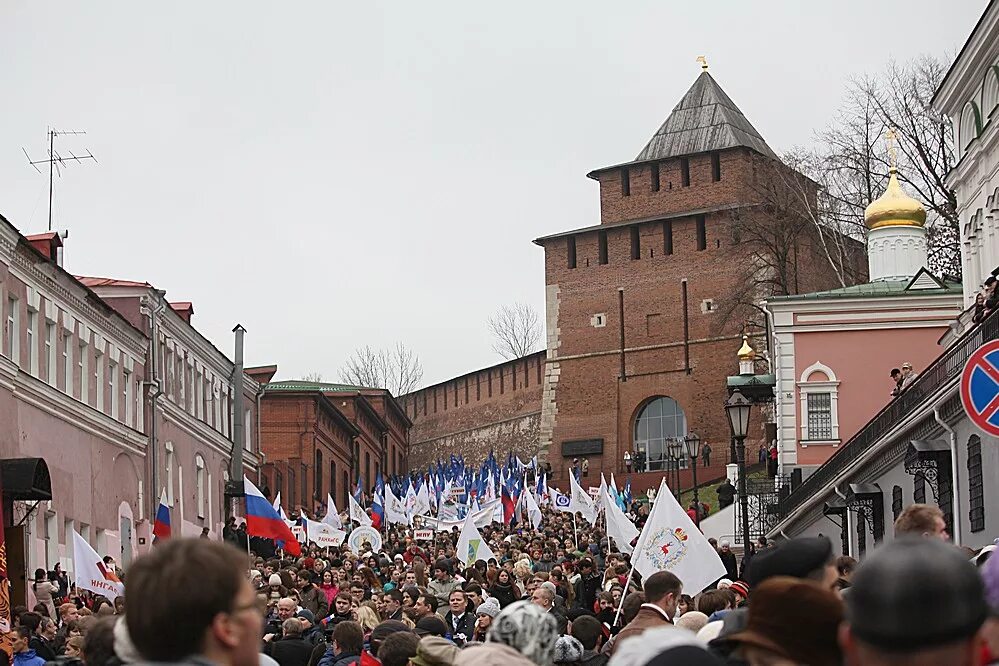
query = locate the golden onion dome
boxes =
[864,167,926,229]
[737,335,756,361]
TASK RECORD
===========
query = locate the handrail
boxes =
[778,308,999,518]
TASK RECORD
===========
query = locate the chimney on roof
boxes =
[169,302,194,324]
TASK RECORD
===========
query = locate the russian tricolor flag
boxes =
[244,476,301,556]
[152,489,171,540]
[371,473,384,529]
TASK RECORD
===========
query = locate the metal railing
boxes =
[777,308,999,520]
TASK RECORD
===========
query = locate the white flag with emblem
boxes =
[385,484,411,526]
[348,492,372,526]
[630,478,726,593]
[72,531,124,601]
[599,474,639,553]
[569,470,597,524]
[322,494,342,530]
[455,510,496,568]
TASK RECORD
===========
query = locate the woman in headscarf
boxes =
[484,600,557,665]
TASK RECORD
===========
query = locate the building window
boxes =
[892,485,903,521]
[365,452,371,488]
[245,408,252,451]
[598,231,608,265]
[630,226,640,260]
[45,322,56,385]
[798,362,840,443]
[124,368,133,426]
[567,237,577,269]
[4,297,17,363]
[64,331,73,395]
[165,442,175,505]
[696,215,706,251]
[330,460,337,503]
[968,435,984,532]
[27,309,38,376]
[95,351,104,412]
[288,467,296,511]
[301,463,307,506]
[109,361,119,418]
[650,163,660,192]
[663,220,673,255]
[711,152,721,181]
[80,340,89,404]
[621,167,630,196]
[633,396,688,472]
[275,469,283,504]
[342,471,349,508]
[195,455,206,519]
[680,157,690,187]
[315,449,323,499]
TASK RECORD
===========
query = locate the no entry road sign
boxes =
[961,339,999,437]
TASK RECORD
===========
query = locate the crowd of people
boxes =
[11,497,999,666]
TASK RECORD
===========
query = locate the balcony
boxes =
[777,308,999,520]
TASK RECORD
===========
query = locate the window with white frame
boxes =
[109,360,119,419]
[124,367,133,426]
[798,361,841,444]
[64,329,73,395]
[95,350,104,412]
[195,454,206,519]
[135,376,144,430]
[80,339,89,404]
[45,322,56,386]
[166,442,175,505]
[4,296,17,363]
[27,308,38,376]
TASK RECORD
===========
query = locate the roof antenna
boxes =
[23,128,98,232]
[696,55,708,71]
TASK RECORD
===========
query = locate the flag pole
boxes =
[572,513,579,548]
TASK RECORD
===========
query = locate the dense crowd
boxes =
[9,500,999,666]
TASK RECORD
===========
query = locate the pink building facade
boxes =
[766,271,964,472]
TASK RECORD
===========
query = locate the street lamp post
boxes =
[684,432,701,527]
[666,439,682,499]
[725,390,753,555]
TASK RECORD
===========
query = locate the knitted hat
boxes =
[728,581,750,599]
[745,537,832,586]
[268,574,283,586]
[476,598,501,618]
[721,577,843,666]
[674,611,709,633]
[295,609,315,625]
[552,635,584,663]
[846,538,988,650]
[487,600,558,665]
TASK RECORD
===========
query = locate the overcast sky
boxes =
[0,2,985,389]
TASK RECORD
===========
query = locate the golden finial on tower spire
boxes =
[696,55,708,71]
[886,127,898,171]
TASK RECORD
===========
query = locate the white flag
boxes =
[72,531,124,602]
[599,475,639,553]
[426,499,500,532]
[413,482,432,517]
[569,471,597,524]
[552,486,572,513]
[523,485,543,529]
[305,518,346,547]
[348,493,372,526]
[323,494,342,530]
[385,485,411,526]
[630,479,726,594]
[456,511,496,568]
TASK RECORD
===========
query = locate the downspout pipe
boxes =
[833,485,851,557]
[934,407,961,546]
[143,291,167,520]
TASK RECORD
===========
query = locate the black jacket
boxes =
[444,611,476,645]
[719,550,738,580]
[265,636,313,666]
[574,574,601,611]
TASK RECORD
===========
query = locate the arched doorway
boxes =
[633,396,688,472]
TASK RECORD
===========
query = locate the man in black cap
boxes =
[413,615,449,639]
[839,538,987,665]
[709,536,837,653]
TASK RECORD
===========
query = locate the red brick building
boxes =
[533,70,864,493]
[250,372,411,515]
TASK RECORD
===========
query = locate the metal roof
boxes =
[588,72,776,177]
[266,380,372,392]
[767,278,962,302]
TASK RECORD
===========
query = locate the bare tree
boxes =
[339,343,424,396]
[817,55,960,276]
[488,303,542,359]
[301,371,324,382]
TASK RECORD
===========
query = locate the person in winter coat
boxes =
[298,573,330,619]
[427,559,461,607]
[11,627,45,666]
[317,621,363,666]
[30,570,58,621]
[489,569,520,608]
[573,559,601,611]
[264,618,314,666]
